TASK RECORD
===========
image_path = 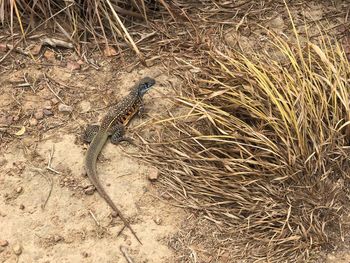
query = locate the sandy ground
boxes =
[1,1,350,262]
[0,58,185,262]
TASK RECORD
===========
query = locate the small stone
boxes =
[125,240,132,246]
[66,61,81,71]
[147,167,159,182]
[111,211,118,218]
[13,116,19,121]
[0,240,9,247]
[54,235,63,242]
[43,109,53,116]
[58,103,73,113]
[43,100,52,110]
[29,118,38,126]
[44,50,55,61]
[82,252,89,258]
[51,98,59,105]
[19,204,25,210]
[12,243,22,255]
[16,186,23,193]
[34,110,44,120]
[79,101,91,113]
[154,217,162,225]
[84,185,95,195]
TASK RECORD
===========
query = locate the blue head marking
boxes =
[138,77,156,96]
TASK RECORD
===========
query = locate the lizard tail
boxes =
[85,132,142,244]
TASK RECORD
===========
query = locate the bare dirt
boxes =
[1,1,350,262]
[0,57,184,262]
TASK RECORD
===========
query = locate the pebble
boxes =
[0,240,8,247]
[19,204,25,210]
[43,109,53,116]
[84,185,95,195]
[29,118,38,126]
[154,216,162,225]
[82,252,89,258]
[34,110,44,120]
[111,211,118,218]
[16,186,23,193]
[147,167,159,182]
[54,235,63,242]
[79,101,91,113]
[44,50,55,61]
[51,98,59,105]
[43,100,52,110]
[12,243,22,255]
[58,103,73,113]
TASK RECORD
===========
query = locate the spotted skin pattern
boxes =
[84,77,155,244]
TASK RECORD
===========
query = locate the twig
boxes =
[46,145,60,174]
[120,246,135,263]
[89,210,101,227]
[0,35,26,64]
[105,0,143,63]
[29,167,54,209]
[43,74,66,104]
[39,170,53,209]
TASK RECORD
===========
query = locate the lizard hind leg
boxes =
[110,125,134,145]
[82,124,100,143]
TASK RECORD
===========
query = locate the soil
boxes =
[1,1,350,262]
[0,57,184,262]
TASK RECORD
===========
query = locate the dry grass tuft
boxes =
[141,29,350,261]
[0,0,163,58]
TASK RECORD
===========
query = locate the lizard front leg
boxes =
[109,124,133,145]
[138,101,147,118]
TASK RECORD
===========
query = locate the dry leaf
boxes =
[14,126,26,136]
[103,46,117,57]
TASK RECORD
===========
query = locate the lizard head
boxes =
[137,77,156,96]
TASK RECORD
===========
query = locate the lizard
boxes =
[83,77,156,245]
